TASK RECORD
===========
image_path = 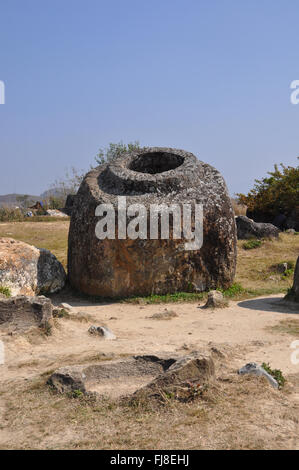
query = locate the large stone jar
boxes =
[68,147,237,298]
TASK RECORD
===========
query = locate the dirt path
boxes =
[0,294,298,450]
[1,294,298,380]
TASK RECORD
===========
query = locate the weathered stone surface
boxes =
[58,303,73,312]
[238,363,278,389]
[202,290,228,309]
[0,238,66,296]
[286,256,299,303]
[137,352,215,399]
[68,147,237,298]
[48,352,215,398]
[48,356,169,395]
[49,365,87,393]
[62,194,77,216]
[88,325,116,339]
[0,295,53,331]
[236,215,279,240]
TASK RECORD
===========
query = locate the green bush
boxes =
[220,283,246,297]
[262,363,286,388]
[237,160,299,218]
[0,286,11,297]
[95,141,143,165]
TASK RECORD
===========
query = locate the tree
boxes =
[237,159,299,218]
[47,167,86,206]
[47,141,144,203]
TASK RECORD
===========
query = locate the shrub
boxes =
[242,239,263,250]
[95,141,143,165]
[220,283,246,298]
[0,286,11,297]
[237,160,299,218]
[0,207,24,222]
[262,363,286,388]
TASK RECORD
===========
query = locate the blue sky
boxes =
[0,0,299,196]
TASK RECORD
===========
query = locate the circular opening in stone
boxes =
[129,152,184,174]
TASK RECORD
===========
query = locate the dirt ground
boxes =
[0,294,298,449]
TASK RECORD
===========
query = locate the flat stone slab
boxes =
[0,295,53,332]
[48,352,215,399]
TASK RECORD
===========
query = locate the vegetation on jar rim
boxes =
[262,363,286,388]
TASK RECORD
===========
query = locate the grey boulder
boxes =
[0,238,66,296]
[88,325,116,339]
[236,216,279,240]
[238,362,278,389]
[202,290,228,309]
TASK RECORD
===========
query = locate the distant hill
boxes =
[0,193,40,207]
[0,188,74,208]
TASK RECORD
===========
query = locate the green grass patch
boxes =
[122,291,206,304]
[242,239,263,250]
[262,362,286,388]
[220,283,246,298]
[121,283,286,304]
[0,285,11,298]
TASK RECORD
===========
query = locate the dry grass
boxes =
[149,309,178,320]
[0,221,69,269]
[1,222,299,450]
[269,319,299,337]
[1,368,298,450]
[235,233,299,293]
[231,199,247,216]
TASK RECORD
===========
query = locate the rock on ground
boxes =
[0,238,66,296]
[236,215,279,240]
[202,290,228,309]
[48,352,215,399]
[68,147,237,298]
[45,209,69,218]
[135,352,215,400]
[238,363,278,389]
[0,295,53,332]
[61,194,77,216]
[88,325,116,339]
